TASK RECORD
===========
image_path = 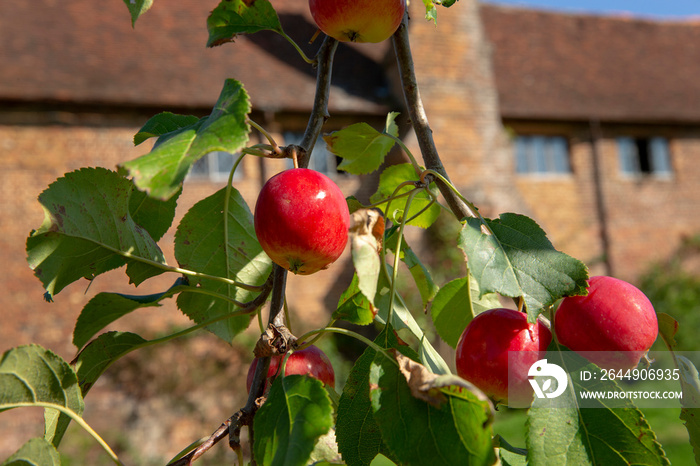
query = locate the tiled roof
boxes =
[481,4,700,123]
[1,0,391,113]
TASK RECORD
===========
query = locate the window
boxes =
[283,132,344,175]
[515,135,571,175]
[617,137,672,177]
[189,151,242,182]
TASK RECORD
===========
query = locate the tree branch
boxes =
[300,36,339,167]
[391,13,478,220]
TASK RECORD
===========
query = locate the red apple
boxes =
[309,0,406,43]
[246,345,336,393]
[254,168,350,275]
[455,308,552,406]
[554,275,658,371]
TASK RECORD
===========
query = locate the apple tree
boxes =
[2,0,696,465]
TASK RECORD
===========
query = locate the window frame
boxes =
[514,134,572,176]
[188,150,243,183]
[617,136,672,179]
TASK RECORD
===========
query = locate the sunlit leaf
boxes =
[371,164,440,229]
[119,79,250,200]
[459,213,588,320]
[324,113,399,175]
[122,0,154,25]
[175,187,271,343]
[26,167,167,299]
[207,0,283,47]
[334,274,377,326]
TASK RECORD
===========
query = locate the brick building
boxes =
[2,0,700,460]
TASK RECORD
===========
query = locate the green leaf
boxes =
[346,196,365,214]
[431,274,501,348]
[349,209,383,303]
[430,277,472,348]
[334,274,376,326]
[324,115,399,175]
[72,332,147,396]
[309,428,342,464]
[499,449,527,466]
[370,164,440,229]
[26,167,167,299]
[253,375,333,466]
[458,213,588,320]
[133,112,200,146]
[72,279,184,349]
[336,328,417,466]
[0,345,84,448]
[374,267,450,375]
[385,231,438,308]
[207,0,283,47]
[421,0,438,23]
[175,187,271,343]
[122,0,154,26]
[119,79,251,200]
[657,314,700,462]
[2,438,61,466]
[677,356,700,464]
[527,349,669,466]
[129,186,180,242]
[657,312,679,348]
[369,351,496,466]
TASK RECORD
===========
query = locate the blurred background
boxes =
[2,0,699,463]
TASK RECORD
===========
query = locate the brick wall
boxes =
[599,129,700,280]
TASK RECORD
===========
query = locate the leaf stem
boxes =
[296,327,399,366]
[387,189,420,328]
[111,246,265,291]
[386,133,422,177]
[278,29,315,64]
[8,403,123,465]
[247,118,282,155]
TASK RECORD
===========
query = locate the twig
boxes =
[391,13,478,221]
[299,36,339,167]
[168,420,231,466]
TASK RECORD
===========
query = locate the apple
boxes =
[246,345,336,393]
[309,0,406,43]
[254,168,350,275]
[455,308,552,406]
[554,275,658,371]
